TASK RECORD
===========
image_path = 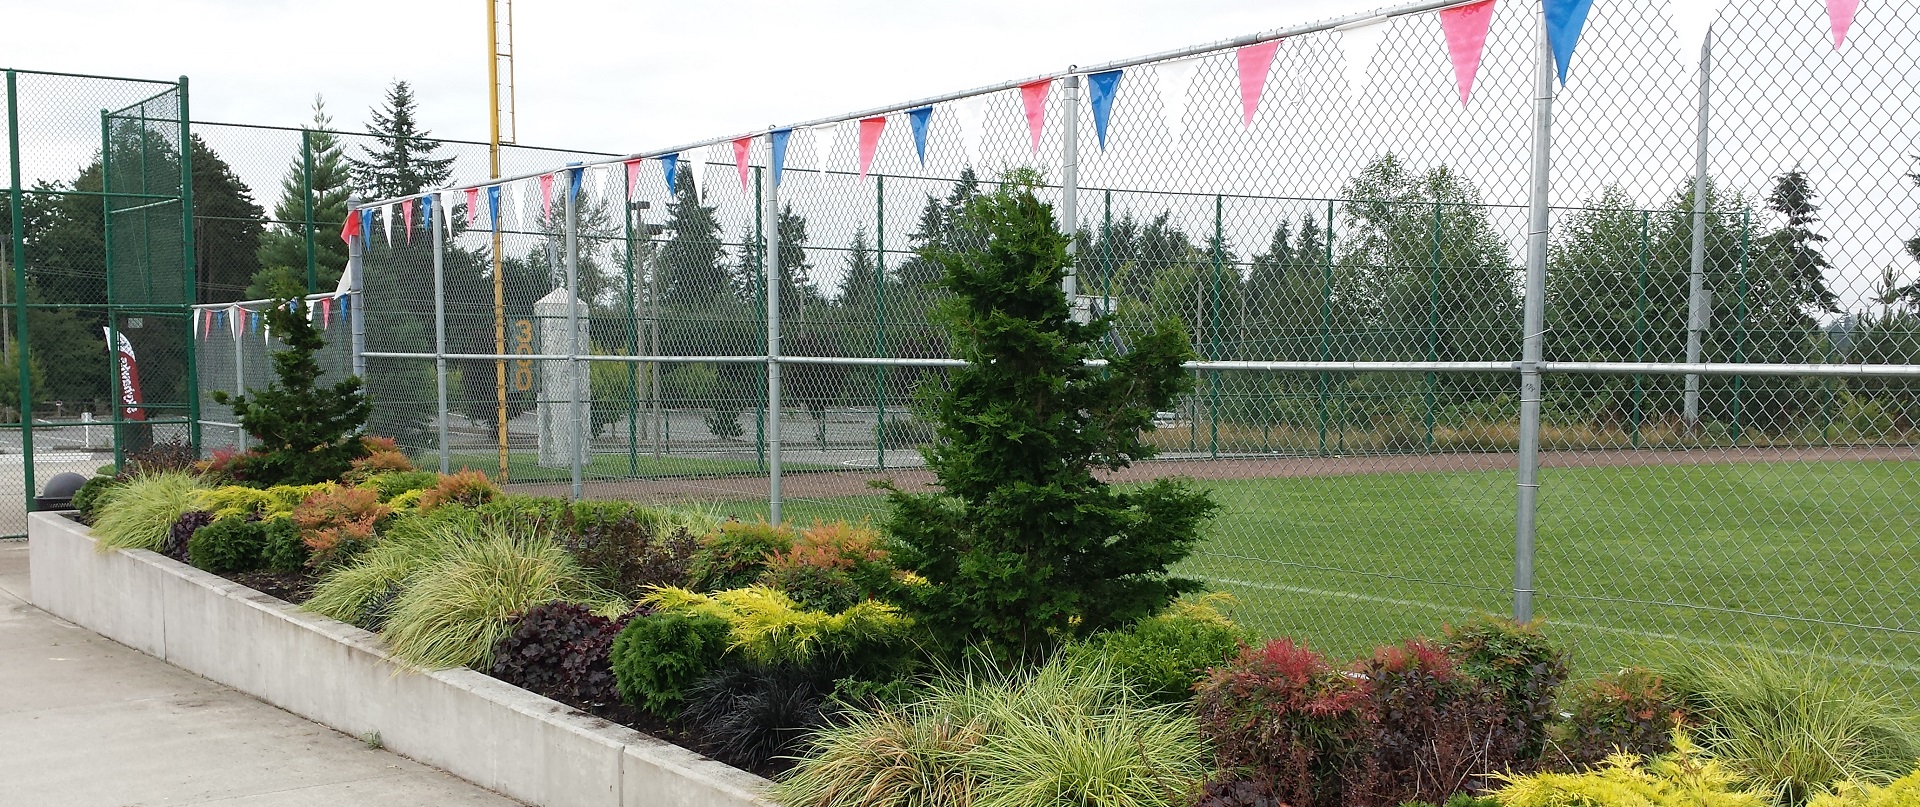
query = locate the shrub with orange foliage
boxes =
[417,470,500,511]
[292,486,394,566]
[757,520,897,612]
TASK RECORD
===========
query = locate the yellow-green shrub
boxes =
[1490,733,1767,807]
[643,585,912,669]
[1810,769,1920,807]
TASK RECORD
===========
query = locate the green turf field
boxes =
[717,460,1920,689]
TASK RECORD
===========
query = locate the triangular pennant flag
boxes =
[402,198,415,244]
[419,194,433,242]
[1236,40,1281,126]
[732,136,754,193]
[810,123,839,174]
[322,297,332,328]
[907,107,933,166]
[507,181,524,229]
[661,154,679,194]
[464,187,481,226]
[340,206,362,244]
[229,304,243,338]
[1018,79,1051,153]
[1154,57,1201,147]
[358,208,373,247]
[1086,70,1123,150]
[339,292,349,320]
[952,95,989,166]
[625,159,642,197]
[1341,20,1388,98]
[857,116,887,179]
[1828,0,1860,49]
[1439,1,1497,106]
[568,165,583,202]
[539,173,555,221]
[444,190,460,238]
[197,309,208,339]
[488,185,501,232]
[381,203,394,247]
[1544,0,1595,84]
[770,129,791,187]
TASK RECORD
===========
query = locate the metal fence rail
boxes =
[355,0,1920,693]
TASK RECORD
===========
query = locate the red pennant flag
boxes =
[624,158,642,198]
[539,173,555,221]
[1236,40,1281,127]
[1828,0,1859,49]
[1439,1,1497,106]
[464,187,481,226]
[1019,79,1052,153]
[401,198,416,244]
[339,207,362,243]
[857,116,887,179]
[733,136,754,193]
[321,297,333,328]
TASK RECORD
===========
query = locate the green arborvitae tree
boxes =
[254,95,352,296]
[211,285,372,486]
[883,171,1217,663]
[1759,169,1840,317]
[657,179,730,311]
[349,80,456,199]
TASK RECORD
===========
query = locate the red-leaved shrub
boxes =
[1196,638,1366,807]
[292,486,392,566]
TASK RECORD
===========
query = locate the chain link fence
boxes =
[350,0,1920,693]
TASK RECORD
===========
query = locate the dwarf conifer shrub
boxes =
[882,171,1214,662]
[210,295,372,486]
[610,610,733,714]
[188,515,270,574]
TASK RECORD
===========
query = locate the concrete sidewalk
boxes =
[0,540,524,807]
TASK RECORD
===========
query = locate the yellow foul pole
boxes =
[487,0,512,482]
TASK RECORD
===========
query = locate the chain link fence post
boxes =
[4,69,32,511]
[1683,30,1713,432]
[1513,5,1555,625]
[762,159,783,524]
[433,187,449,474]
[565,166,584,500]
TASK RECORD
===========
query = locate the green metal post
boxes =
[1731,208,1750,442]
[301,130,317,293]
[1424,199,1442,452]
[624,172,639,477]
[874,175,887,470]
[102,109,125,470]
[180,77,200,450]
[7,71,35,512]
[1631,210,1649,447]
[1209,194,1222,459]
[1317,199,1334,456]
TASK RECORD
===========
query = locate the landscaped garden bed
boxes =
[46,177,1920,807]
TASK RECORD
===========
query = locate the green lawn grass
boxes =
[719,460,1920,692]
[445,451,835,483]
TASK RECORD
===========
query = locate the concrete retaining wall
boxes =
[27,512,777,807]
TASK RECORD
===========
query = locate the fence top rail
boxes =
[190,119,621,156]
[2,68,179,86]
[347,0,1478,210]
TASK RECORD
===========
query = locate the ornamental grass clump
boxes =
[1661,652,1918,806]
[774,655,1208,807]
[379,520,617,669]
[91,471,206,552]
[304,507,481,628]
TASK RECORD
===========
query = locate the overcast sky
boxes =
[3,0,1355,153]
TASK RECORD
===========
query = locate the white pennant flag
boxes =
[1154,56,1202,148]
[952,94,990,166]
[382,203,394,247]
[229,304,244,338]
[1667,0,1729,70]
[1340,19,1390,98]
[811,123,840,174]
[508,180,525,230]
[440,189,459,240]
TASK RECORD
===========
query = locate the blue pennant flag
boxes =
[359,208,374,247]
[1544,0,1594,84]
[487,185,501,231]
[339,294,350,318]
[770,129,792,187]
[907,106,934,166]
[1086,70,1123,150]
[567,163,583,201]
[661,153,680,194]
[419,193,433,233]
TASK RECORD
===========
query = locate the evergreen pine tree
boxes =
[349,80,456,198]
[657,179,728,309]
[211,288,373,485]
[1761,169,1840,315]
[254,96,352,295]
[883,171,1216,662]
